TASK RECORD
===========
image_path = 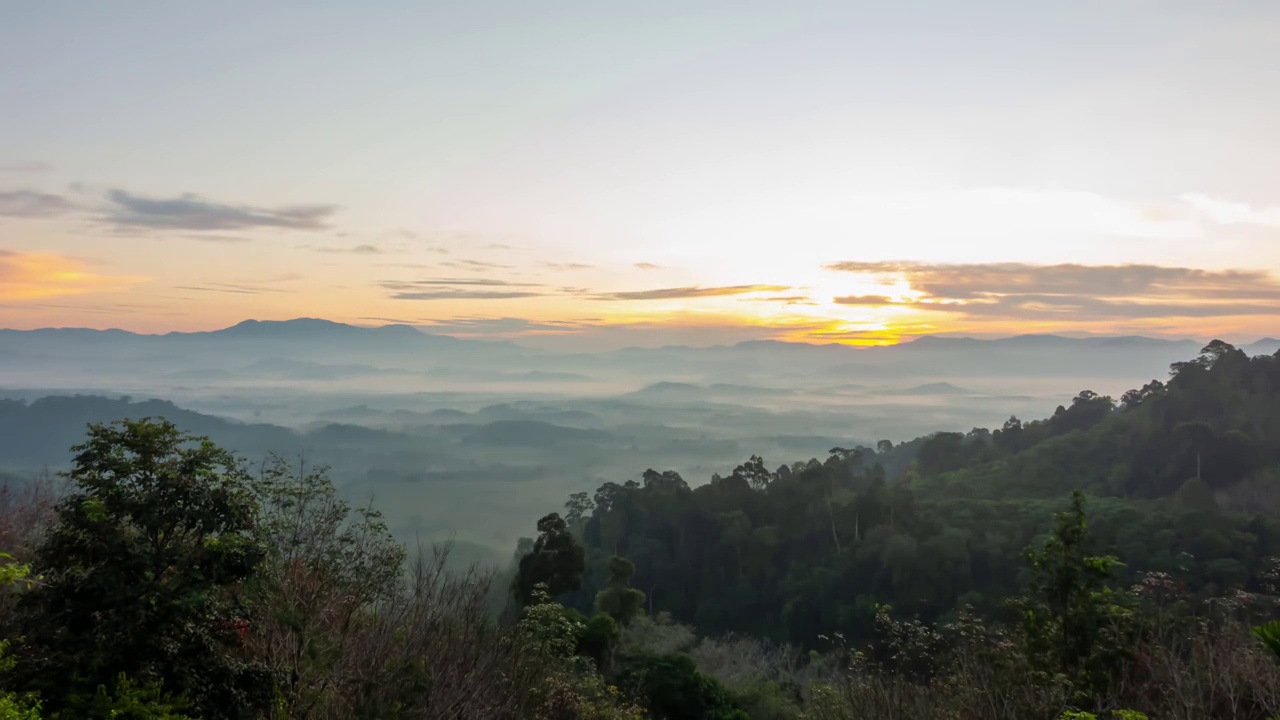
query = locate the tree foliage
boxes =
[515,513,586,605]
[10,419,273,719]
[595,556,646,627]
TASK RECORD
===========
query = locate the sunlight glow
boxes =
[0,252,144,301]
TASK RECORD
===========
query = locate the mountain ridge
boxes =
[2,319,1276,355]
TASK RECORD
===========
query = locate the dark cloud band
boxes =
[105,189,338,231]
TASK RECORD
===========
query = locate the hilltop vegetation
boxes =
[543,340,1280,648]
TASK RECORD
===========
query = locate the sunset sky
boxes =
[3,1,1280,348]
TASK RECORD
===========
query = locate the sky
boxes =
[2,0,1280,349]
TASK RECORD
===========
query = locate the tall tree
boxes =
[11,419,275,719]
[594,555,647,626]
[1015,490,1134,696]
[514,513,586,604]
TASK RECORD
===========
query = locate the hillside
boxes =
[542,341,1280,648]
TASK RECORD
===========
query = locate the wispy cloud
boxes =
[380,278,541,289]
[378,277,546,301]
[0,190,76,218]
[544,262,595,271]
[418,316,595,335]
[182,234,252,243]
[0,250,143,300]
[442,259,516,270]
[752,295,817,305]
[172,282,293,295]
[825,261,1280,321]
[315,243,383,254]
[0,300,186,317]
[387,289,544,301]
[355,316,429,325]
[104,189,338,232]
[595,284,790,301]
[832,294,895,305]
[634,262,662,270]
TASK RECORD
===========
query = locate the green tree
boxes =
[576,613,621,671]
[514,513,586,605]
[0,553,41,720]
[11,419,274,720]
[617,653,746,720]
[564,491,596,528]
[64,674,195,720]
[594,556,646,627]
[1015,491,1135,697]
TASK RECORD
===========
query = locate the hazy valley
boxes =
[4,318,1276,567]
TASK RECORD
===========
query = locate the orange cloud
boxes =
[0,251,144,300]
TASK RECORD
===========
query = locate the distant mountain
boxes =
[0,318,511,350]
[317,404,386,420]
[627,382,703,398]
[5,320,1274,392]
[1245,338,1280,355]
[707,383,794,397]
[878,381,972,396]
[0,395,300,466]
[0,319,530,381]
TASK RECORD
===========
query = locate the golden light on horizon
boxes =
[0,252,145,301]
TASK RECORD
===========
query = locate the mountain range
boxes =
[3,319,1277,395]
[3,317,1276,355]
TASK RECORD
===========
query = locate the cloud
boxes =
[0,162,51,173]
[172,282,292,295]
[0,250,143,300]
[595,284,790,301]
[315,243,383,254]
[833,295,895,306]
[355,316,428,325]
[172,272,300,296]
[442,259,516,270]
[378,277,547,301]
[824,261,1280,321]
[418,316,596,335]
[380,278,541,289]
[0,190,76,217]
[749,295,818,306]
[182,234,252,243]
[0,300,187,317]
[544,262,595,271]
[387,289,544,301]
[634,262,662,270]
[104,189,338,231]
[1180,193,1280,228]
